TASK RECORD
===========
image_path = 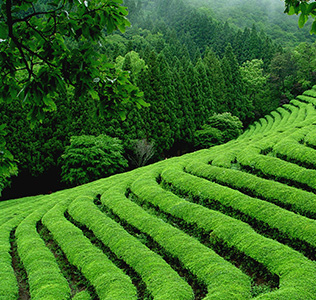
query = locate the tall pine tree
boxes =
[221,44,254,124]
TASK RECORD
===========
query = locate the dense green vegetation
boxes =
[1,0,316,199]
[1,86,316,299]
[186,0,315,47]
[59,135,128,186]
[1,0,316,298]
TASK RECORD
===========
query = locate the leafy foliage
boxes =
[240,59,273,118]
[60,134,128,186]
[0,0,147,188]
[0,0,145,122]
[194,112,243,149]
[2,0,316,198]
[0,124,17,195]
[284,0,316,34]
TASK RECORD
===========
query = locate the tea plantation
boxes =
[2,87,316,299]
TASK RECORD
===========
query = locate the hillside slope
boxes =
[1,87,316,299]
[184,0,315,47]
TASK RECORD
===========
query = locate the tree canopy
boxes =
[0,0,148,192]
[0,0,146,122]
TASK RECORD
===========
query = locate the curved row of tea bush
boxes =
[0,218,20,300]
[237,145,316,191]
[185,161,316,218]
[42,194,137,300]
[297,94,316,106]
[273,132,316,169]
[240,86,316,141]
[68,193,193,300]
[0,195,46,226]
[160,164,316,255]
[130,166,316,299]
[305,130,316,148]
[101,181,252,300]
[275,107,291,129]
[0,195,56,300]
[15,201,71,300]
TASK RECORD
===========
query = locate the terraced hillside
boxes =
[2,86,316,300]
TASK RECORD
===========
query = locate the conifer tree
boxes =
[203,49,227,114]
[221,44,254,123]
[173,58,196,144]
[186,62,205,129]
[195,58,215,119]
[137,51,174,158]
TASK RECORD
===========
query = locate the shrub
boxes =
[194,113,243,149]
[60,134,128,186]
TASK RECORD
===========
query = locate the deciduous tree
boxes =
[0,0,146,191]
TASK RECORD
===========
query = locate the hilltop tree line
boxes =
[1,0,316,198]
[184,0,316,47]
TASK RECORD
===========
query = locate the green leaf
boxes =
[0,124,6,131]
[118,110,126,121]
[310,20,316,34]
[89,89,99,100]
[288,6,296,15]
[137,98,150,108]
[307,2,316,14]
[43,95,57,111]
[117,23,126,33]
[300,2,307,14]
[298,13,308,28]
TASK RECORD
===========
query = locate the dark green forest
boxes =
[1,0,316,199]
[186,0,316,47]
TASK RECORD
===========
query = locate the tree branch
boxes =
[6,0,33,78]
[12,5,65,25]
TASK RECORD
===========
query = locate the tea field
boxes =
[2,87,316,299]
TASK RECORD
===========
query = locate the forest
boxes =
[1,0,316,199]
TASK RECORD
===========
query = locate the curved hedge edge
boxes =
[266,111,282,133]
[68,193,193,300]
[15,200,71,300]
[159,165,316,299]
[101,179,252,300]
[305,130,316,148]
[0,195,50,226]
[273,136,316,169]
[0,197,55,299]
[283,104,300,126]
[186,161,316,218]
[275,107,291,129]
[252,119,264,136]
[290,100,308,123]
[237,146,316,191]
[42,195,137,300]
[72,290,91,300]
[0,218,22,300]
[262,115,275,134]
[297,95,316,106]
[162,166,316,254]
[303,89,316,98]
